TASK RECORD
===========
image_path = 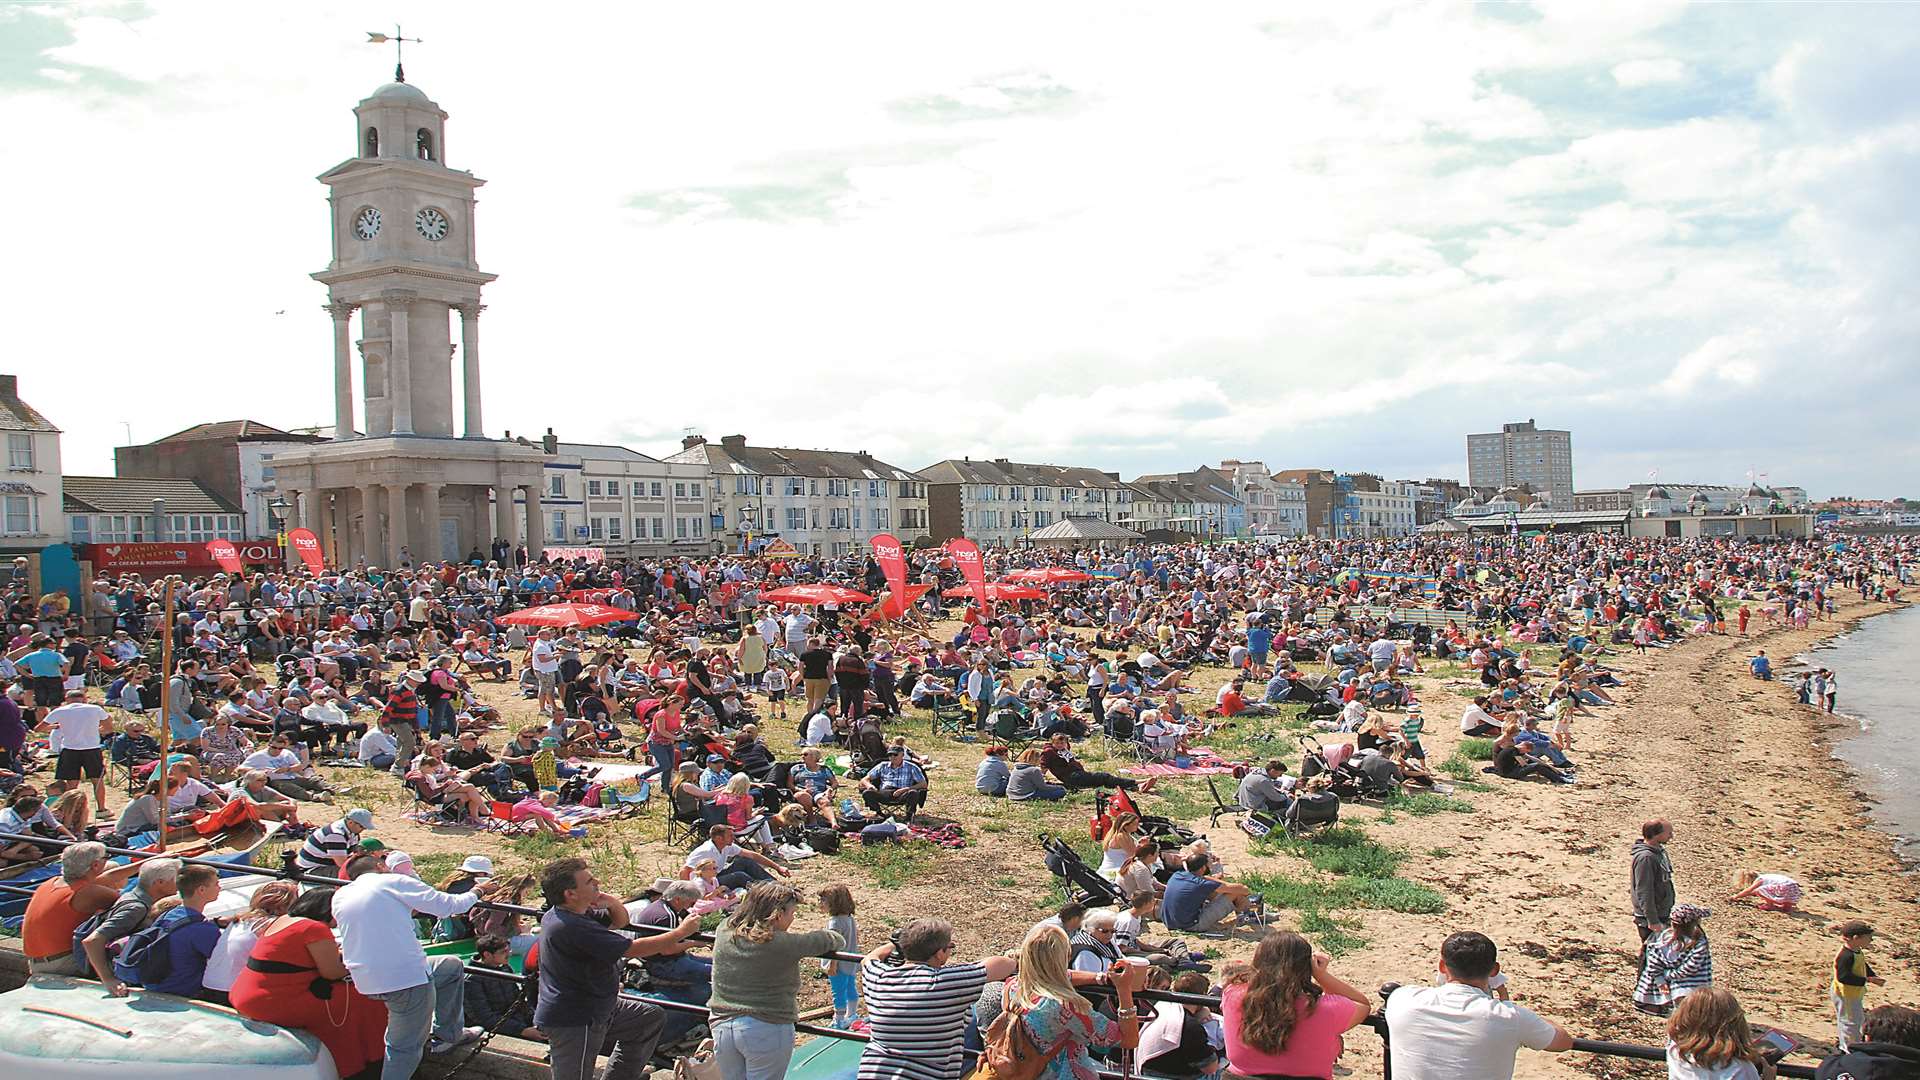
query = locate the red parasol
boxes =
[759,584,874,605]
[1004,567,1093,585]
[568,588,619,602]
[942,582,1049,601]
[498,602,638,628]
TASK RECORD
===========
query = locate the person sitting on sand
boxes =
[1727,869,1802,913]
[1491,724,1572,785]
[1748,651,1772,681]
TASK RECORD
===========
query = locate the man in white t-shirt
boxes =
[529,628,561,710]
[1383,931,1571,1080]
[684,823,788,891]
[42,689,110,818]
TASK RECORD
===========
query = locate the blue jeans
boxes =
[638,741,677,785]
[645,954,713,1044]
[428,699,457,740]
[713,1015,796,1080]
[366,954,468,1080]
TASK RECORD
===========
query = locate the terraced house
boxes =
[917,458,1141,547]
[668,435,929,556]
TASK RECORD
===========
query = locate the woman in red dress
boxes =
[228,888,388,1079]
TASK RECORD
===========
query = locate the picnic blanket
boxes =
[1121,748,1244,778]
[403,802,632,835]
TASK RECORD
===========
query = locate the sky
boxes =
[4,1,1917,498]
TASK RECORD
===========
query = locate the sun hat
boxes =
[460,854,495,876]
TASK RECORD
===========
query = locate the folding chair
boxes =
[988,709,1035,752]
[1206,776,1249,828]
[664,791,704,848]
[930,699,971,741]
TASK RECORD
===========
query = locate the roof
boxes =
[146,420,321,444]
[1460,509,1631,527]
[555,442,664,464]
[1419,519,1472,533]
[0,376,58,434]
[1129,467,1242,506]
[63,476,241,516]
[1027,516,1145,542]
[917,459,1126,490]
[669,440,922,482]
[366,81,432,105]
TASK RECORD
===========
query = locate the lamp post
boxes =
[267,496,292,572]
[741,502,759,555]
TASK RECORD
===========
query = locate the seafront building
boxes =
[1467,419,1575,507]
[669,435,930,556]
[918,459,1140,548]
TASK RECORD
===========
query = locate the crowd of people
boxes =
[2,531,1914,1080]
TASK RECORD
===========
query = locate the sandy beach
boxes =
[329,593,1916,1075]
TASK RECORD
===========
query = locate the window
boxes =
[549,474,566,497]
[690,482,702,498]
[674,483,685,498]
[869,480,882,498]
[587,480,602,496]
[416,127,435,161]
[650,482,663,498]
[828,508,848,529]
[364,127,379,157]
[70,515,89,543]
[550,512,567,540]
[787,508,805,531]
[692,517,704,537]
[833,542,851,557]
[787,478,804,497]
[589,518,604,540]
[810,480,819,496]
[652,518,665,538]
[676,518,688,539]
[635,518,647,538]
[871,508,887,530]
[8,434,34,471]
[811,509,821,529]
[608,517,622,539]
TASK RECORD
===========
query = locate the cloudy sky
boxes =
[6,1,1917,497]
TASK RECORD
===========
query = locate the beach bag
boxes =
[1239,810,1279,839]
[673,1039,721,1080]
[970,983,1064,1080]
[804,827,841,855]
[860,821,905,845]
[113,907,197,986]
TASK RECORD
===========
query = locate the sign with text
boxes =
[86,541,283,574]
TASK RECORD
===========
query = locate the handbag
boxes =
[970,982,1065,1080]
[188,697,213,721]
[673,1038,721,1080]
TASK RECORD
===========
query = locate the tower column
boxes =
[493,482,516,549]
[327,301,358,438]
[419,482,443,562]
[458,303,484,437]
[317,490,339,567]
[360,484,382,567]
[523,484,544,561]
[386,291,415,435]
[387,483,410,567]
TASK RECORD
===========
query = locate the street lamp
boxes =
[741,502,760,554]
[267,496,293,572]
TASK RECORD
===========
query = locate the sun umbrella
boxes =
[498,602,638,628]
[568,588,619,602]
[942,582,1049,601]
[1004,567,1093,584]
[759,584,874,605]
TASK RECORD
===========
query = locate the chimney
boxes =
[721,435,747,452]
[542,427,558,455]
[503,429,512,440]
[993,458,1010,466]
[0,375,16,401]
[682,434,706,450]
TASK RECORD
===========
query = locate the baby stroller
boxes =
[1297,735,1370,801]
[1092,788,1197,847]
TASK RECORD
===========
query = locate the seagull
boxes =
[274,310,286,315]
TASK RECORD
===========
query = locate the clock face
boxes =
[415,207,449,242]
[353,207,381,240]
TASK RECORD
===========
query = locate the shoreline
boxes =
[1801,603,1920,869]
[1323,594,1920,1077]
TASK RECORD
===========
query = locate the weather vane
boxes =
[366,25,422,83]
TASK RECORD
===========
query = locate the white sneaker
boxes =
[427,1027,484,1054]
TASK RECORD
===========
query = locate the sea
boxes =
[1799,603,1920,861]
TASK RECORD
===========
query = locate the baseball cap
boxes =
[385,849,415,874]
[355,837,387,852]
[460,854,495,876]
[345,808,374,828]
[705,753,726,764]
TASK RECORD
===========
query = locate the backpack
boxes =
[974,982,1064,1080]
[113,907,198,986]
[804,827,841,855]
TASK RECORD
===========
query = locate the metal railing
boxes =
[0,831,1820,1078]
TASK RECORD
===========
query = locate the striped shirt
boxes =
[858,958,990,1080]
[295,820,354,872]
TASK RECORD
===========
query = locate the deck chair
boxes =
[1206,776,1249,828]
[1284,791,1341,837]
[665,790,704,848]
[1040,833,1123,908]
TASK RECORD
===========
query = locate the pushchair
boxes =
[1092,788,1197,847]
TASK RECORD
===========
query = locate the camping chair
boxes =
[1098,788,1197,847]
[1039,833,1123,908]
[929,699,972,741]
[1206,776,1249,828]
[404,774,465,824]
[988,708,1035,752]
[665,790,704,848]
[1284,790,1341,837]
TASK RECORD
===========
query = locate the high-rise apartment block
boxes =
[1466,420,1573,507]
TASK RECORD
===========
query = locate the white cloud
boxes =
[1611,57,1687,87]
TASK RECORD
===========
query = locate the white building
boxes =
[918,459,1140,548]
[1219,460,1307,536]
[64,476,243,545]
[1346,480,1417,537]
[0,375,64,559]
[1127,468,1244,536]
[530,432,714,557]
[668,435,930,556]
[1466,419,1574,507]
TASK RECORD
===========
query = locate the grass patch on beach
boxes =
[838,840,940,889]
[1455,738,1496,761]
[1384,791,1474,817]
[1146,780,1211,822]
[1239,823,1447,953]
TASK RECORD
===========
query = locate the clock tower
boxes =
[273,74,547,569]
[314,77,492,438]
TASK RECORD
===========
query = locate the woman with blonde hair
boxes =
[1220,930,1371,1079]
[708,882,845,1080]
[201,879,299,1006]
[1098,812,1140,880]
[715,772,756,831]
[1664,987,1771,1079]
[1007,923,1143,1080]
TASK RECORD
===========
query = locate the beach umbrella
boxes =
[942,582,1049,601]
[498,603,638,628]
[759,584,874,605]
[567,588,618,602]
[1004,567,1092,584]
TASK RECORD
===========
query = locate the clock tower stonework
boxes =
[273,75,547,567]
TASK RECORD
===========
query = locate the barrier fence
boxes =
[0,831,1821,1079]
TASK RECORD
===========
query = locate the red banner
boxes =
[287,527,324,573]
[949,538,991,615]
[85,541,283,574]
[204,539,243,573]
[870,533,909,618]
